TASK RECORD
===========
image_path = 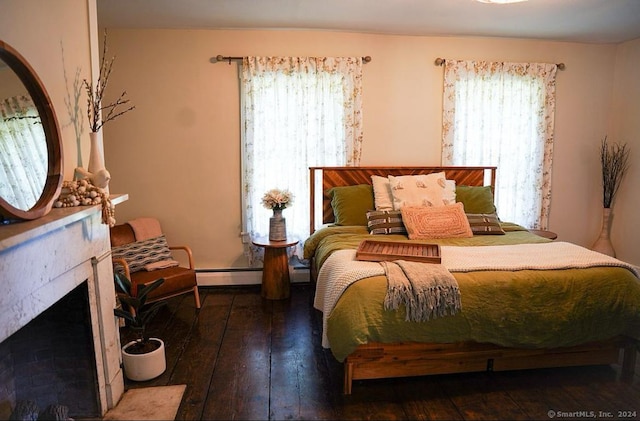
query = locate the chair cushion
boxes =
[130,266,197,300]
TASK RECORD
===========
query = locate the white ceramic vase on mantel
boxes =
[591,207,616,257]
[87,131,111,194]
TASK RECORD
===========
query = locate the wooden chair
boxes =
[110,218,201,309]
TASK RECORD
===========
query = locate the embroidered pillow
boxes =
[401,202,473,239]
[326,184,374,226]
[111,235,173,274]
[388,172,456,210]
[371,175,394,211]
[366,210,407,235]
[466,213,506,235]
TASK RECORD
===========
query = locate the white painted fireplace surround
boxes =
[0,196,127,415]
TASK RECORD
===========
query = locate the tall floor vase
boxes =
[591,207,615,257]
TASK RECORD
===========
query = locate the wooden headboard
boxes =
[309,166,497,234]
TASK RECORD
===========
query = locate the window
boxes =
[0,95,47,210]
[442,60,558,229]
[241,57,363,265]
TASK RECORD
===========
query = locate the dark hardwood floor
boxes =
[120,283,640,420]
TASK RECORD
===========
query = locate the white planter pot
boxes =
[122,338,166,381]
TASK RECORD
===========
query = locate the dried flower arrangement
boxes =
[262,188,294,211]
[600,136,630,208]
[84,30,135,133]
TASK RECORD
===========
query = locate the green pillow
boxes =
[326,184,374,226]
[455,185,497,214]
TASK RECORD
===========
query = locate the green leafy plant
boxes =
[600,136,630,208]
[113,272,165,353]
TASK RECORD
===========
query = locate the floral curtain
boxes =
[0,95,47,212]
[441,60,558,229]
[241,56,363,265]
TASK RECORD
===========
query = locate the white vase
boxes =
[269,208,287,241]
[88,131,105,174]
[87,131,111,193]
[121,338,166,381]
[591,207,616,257]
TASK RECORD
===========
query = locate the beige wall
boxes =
[0,0,97,179]
[103,28,640,269]
[610,38,640,265]
[0,4,636,270]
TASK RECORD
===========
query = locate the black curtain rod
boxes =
[211,55,372,64]
[434,57,565,70]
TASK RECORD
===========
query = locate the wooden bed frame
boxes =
[309,166,496,234]
[308,166,638,394]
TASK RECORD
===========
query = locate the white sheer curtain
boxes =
[0,95,47,211]
[241,56,363,265]
[441,60,558,229]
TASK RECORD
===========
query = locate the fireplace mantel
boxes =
[0,194,128,415]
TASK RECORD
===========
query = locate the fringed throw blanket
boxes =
[381,260,461,322]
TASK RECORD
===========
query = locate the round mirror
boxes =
[0,40,63,222]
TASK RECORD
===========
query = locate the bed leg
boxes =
[344,362,353,395]
[621,341,637,381]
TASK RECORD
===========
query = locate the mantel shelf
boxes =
[0,193,128,252]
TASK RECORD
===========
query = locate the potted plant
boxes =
[114,272,167,381]
[262,188,294,241]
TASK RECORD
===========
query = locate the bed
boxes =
[305,166,640,394]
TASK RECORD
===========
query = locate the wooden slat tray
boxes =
[355,240,441,263]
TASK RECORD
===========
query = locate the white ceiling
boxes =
[97,0,640,44]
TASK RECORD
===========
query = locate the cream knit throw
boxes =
[440,241,639,276]
[314,253,384,347]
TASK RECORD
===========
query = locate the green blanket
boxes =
[307,225,640,362]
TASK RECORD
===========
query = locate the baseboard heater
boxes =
[196,267,310,286]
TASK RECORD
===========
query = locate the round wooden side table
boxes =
[252,236,299,300]
[528,229,558,240]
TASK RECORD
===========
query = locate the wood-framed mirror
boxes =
[0,40,63,222]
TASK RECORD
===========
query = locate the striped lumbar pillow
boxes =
[366,210,408,235]
[111,235,174,273]
[466,213,505,235]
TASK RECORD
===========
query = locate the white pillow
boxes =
[388,172,456,210]
[371,175,394,211]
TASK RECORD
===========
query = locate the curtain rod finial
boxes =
[363,56,372,63]
[557,63,566,70]
[435,58,445,66]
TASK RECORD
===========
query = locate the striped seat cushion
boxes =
[112,235,173,273]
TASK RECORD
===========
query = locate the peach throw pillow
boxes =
[401,202,473,239]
